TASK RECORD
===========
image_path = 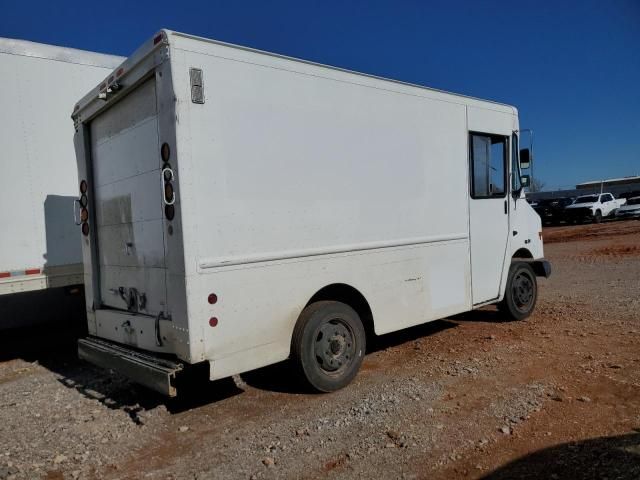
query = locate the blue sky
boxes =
[2,0,638,190]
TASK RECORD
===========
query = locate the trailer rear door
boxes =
[90,78,166,315]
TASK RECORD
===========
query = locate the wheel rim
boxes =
[314,318,356,376]
[512,270,535,312]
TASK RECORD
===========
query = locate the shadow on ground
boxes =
[482,430,640,479]
[0,322,242,417]
[2,305,504,409]
[449,307,514,324]
[241,318,458,394]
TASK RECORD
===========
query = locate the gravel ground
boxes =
[1,221,639,480]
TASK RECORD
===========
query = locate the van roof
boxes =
[169,30,518,115]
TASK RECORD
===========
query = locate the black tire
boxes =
[593,210,602,224]
[498,262,538,321]
[291,301,366,392]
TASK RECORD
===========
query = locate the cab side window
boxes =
[470,133,507,198]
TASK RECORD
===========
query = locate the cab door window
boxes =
[469,133,507,198]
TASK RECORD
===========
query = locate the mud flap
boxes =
[531,259,552,278]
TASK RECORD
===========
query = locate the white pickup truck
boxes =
[564,193,626,223]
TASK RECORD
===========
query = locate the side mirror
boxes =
[519,148,531,169]
[520,174,530,187]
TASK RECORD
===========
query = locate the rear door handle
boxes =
[504,200,508,214]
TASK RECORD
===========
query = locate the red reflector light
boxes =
[81,223,90,236]
[153,33,163,45]
[209,317,219,327]
[116,67,124,77]
[208,293,218,304]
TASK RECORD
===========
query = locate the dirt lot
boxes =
[1,221,639,480]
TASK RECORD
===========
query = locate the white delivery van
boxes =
[0,39,123,302]
[73,30,550,396]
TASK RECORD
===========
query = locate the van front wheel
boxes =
[498,262,538,321]
[291,301,366,392]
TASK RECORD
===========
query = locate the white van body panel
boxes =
[0,38,123,295]
[73,30,544,381]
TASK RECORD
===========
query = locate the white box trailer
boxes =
[0,38,124,301]
[73,30,550,396]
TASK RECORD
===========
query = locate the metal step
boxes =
[78,336,184,396]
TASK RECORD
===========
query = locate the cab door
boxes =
[468,130,510,304]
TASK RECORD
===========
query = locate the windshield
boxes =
[575,195,598,204]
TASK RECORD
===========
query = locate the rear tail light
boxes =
[79,180,90,236]
[161,157,176,220]
[161,143,170,163]
[164,182,174,203]
[165,204,175,220]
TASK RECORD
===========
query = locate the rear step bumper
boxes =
[78,337,183,396]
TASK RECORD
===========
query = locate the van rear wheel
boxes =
[291,301,366,392]
[498,262,537,321]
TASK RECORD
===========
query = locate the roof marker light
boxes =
[116,67,124,77]
[153,33,163,45]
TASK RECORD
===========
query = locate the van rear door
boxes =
[90,78,167,316]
